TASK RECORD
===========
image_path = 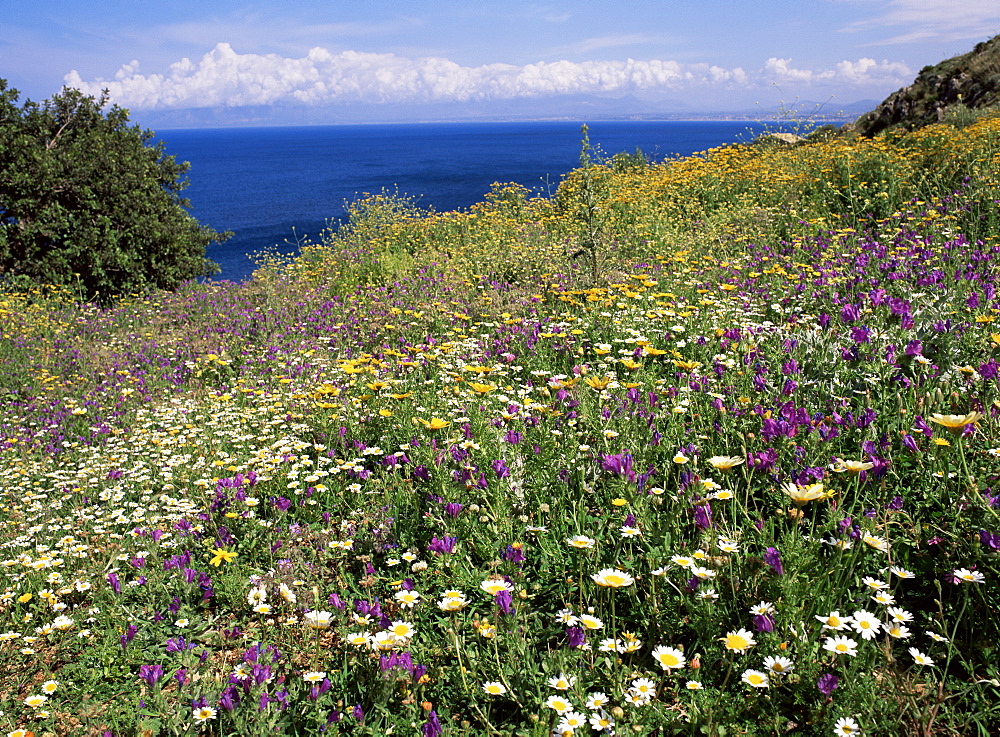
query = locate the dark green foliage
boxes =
[0,80,228,303]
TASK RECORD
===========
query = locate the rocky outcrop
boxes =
[855,35,1000,137]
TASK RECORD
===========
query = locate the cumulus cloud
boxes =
[64,43,912,110]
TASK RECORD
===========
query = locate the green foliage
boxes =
[0,80,228,303]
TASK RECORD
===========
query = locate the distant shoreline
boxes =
[149,114,856,132]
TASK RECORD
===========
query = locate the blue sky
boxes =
[5,0,1000,124]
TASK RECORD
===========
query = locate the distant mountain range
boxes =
[131,94,877,130]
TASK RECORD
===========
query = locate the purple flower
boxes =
[980,530,1000,551]
[138,664,164,687]
[503,430,523,444]
[422,710,443,737]
[693,503,713,530]
[443,502,463,517]
[166,636,194,652]
[218,684,240,711]
[764,547,784,575]
[600,452,636,482]
[120,624,138,649]
[494,589,515,616]
[752,614,775,633]
[352,704,365,724]
[427,536,457,555]
[817,673,839,696]
[502,543,526,564]
[566,626,585,649]
[107,572,121,594]
[839,304,860,323]
[913,416,933,438]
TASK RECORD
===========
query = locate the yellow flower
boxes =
[591,568,635,588]
[720,628,756,653]
[830,459,874,474]
[415,417,449,431]
[706,455,744,472]
[782,482,831,506]
[584,375,612,390]
[208,548,237,567]
[928,411,983,435]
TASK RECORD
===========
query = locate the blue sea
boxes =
[159,121,777,282]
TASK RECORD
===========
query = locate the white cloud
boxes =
[834,57,911,82]
[765,57,830,84]
[65,43,913,110]
[844,0,1000,44]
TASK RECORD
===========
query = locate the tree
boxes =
[0,80,228,302]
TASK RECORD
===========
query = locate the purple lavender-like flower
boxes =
[753,614,775,634]
[494,589,515,616]
[503,430,523,444]
[764,547,784,575]
[218,684,240,711]
[491,458,510,479]
[138,664,164,687]
[165,636,193,652]
[693,502,713,530]
[600,452,636,482]
[980,530,1000,551]
[839,303,861,323]
[107,572,121,594]
[502,544,526,564]
[422,710,443,737]
[120,624,138,650]
[817,673,839,696]
[427,536,457,555]
[566,626,585,649]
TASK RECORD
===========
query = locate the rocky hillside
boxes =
[855,34,1000,136]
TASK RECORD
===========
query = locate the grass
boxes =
[2,116,1000,735]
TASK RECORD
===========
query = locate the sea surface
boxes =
[159,121,782,282]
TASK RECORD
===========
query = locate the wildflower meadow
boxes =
[3,113,1000,736]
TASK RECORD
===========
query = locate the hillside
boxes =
[3,107,1000,735]
[855,34,1000,136]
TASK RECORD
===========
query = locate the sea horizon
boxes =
[159,119,824,282]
